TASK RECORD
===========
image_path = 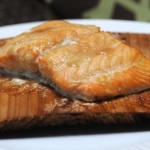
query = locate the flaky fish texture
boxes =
[0,20,150,101]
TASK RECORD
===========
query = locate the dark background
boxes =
[0,0,149,26]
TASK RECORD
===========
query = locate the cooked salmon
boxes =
[0,21,100,72]
[0,21,150,101]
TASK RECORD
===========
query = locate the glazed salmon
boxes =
[0,21,100,71]
[39,32,150,101]
[0,21,150,101]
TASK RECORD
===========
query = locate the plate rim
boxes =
[0,19,150,38]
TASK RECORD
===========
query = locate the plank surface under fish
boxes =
[0,32,150,130]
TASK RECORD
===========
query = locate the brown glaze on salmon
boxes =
[0,21,150,101]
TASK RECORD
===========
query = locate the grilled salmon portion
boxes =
[39,32,150,101]
[0,21,100,72]
[0,21,150,101]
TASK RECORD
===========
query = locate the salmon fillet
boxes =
[0,20,100,71]
[0,21,150,101]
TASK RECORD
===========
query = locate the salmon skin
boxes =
[0,21,150,101]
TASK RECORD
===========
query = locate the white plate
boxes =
[0,19,150,38]
[0,19,150,150]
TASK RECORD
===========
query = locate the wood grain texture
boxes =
[0,33,150,130]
